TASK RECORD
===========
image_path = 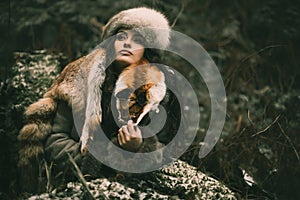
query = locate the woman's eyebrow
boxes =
[133,33,145,40]
[117,30,127,36]
[133,33,142,37]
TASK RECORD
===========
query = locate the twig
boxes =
[277,122,300,164]
[44,159,53,192]
[252,115,280,137]
[67,153,95,200]
[171,2,185,28]
[225,45,284,87]
[236,114,243,132]
[240,45,285,64]
[247,110,255,127]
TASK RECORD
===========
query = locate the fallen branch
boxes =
[252,115,280,137]
[67,153,95,200]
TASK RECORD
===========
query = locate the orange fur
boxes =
[114,59,166,124]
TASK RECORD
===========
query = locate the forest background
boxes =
[0,0,299,199]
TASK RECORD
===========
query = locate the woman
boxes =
[17,7,181,193]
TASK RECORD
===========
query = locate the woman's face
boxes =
[114,30,145,66]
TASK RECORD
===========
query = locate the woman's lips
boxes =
[119,50,133,55]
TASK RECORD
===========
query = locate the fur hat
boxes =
[101,7,170,49]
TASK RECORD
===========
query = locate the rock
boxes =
[0,50,68,197]
[26,160,237,199]
[8,50,67,110]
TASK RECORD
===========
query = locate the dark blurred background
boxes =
[0,0,299,199]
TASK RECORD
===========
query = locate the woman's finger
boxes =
[127,120,135,135]
[118,129,125,145]
[121,125,130,141]
[135,126,142,138]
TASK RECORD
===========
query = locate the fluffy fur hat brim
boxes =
[101,7,170,49]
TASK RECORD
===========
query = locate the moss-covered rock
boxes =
[0,50,67,197]
[8,50,66,110]
[25,160,237,200]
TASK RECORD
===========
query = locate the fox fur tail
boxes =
[17,97,57,193]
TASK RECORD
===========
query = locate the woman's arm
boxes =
[44,101,82,168]
[44,101,102,179]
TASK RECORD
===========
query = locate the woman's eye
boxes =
[133,37,145,45]
[116,33,127,41]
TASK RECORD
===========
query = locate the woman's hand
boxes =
[118,120,143,152]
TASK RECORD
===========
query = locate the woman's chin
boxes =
[116,56,134,64]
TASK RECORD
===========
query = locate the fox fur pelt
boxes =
[114,59,166,125]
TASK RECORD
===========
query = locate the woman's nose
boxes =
[123,42,131,48]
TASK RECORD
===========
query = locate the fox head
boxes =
[114,60,166,125]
